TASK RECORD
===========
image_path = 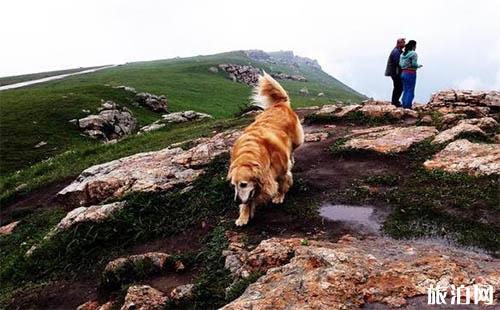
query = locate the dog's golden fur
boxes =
[228,73,304,226]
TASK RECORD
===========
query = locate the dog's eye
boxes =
[240,182,247,188]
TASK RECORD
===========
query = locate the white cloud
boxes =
[0,0,499,102]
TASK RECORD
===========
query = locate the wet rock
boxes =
[58,131,241,206]
[299,87,309,95]
[0,221,20,235]
[26,202,126,256]
[317,92,324,97]
[343,126,438,154]
[170,284,194,300]
[102,252,171,289]
[134,92,168,113]
[424,139,500,176]
[218,64,260,86]
[121,285,167,310]
[222,236,499,309]
[77,101,137,142]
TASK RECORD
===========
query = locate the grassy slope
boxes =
[0,118,250,206]
[0,51,365,175]
[0,66,105,86]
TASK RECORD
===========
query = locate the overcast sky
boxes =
[1,0,499,102]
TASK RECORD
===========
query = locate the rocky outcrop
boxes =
[342,126,438,154]
[270,72,307,82]
[432,123,486,145]
[121,285,167,310]
[101,252,173,289]
[223,235,499,309]
[432,117,498,144]
[217,63,307,86]
[424,139,500,176]
[139,111,213,133]
[57,131,241,206]
[26,202,126,256]
[314,100,417,121]
[244,50,322,69]
[429,90,500,108]
[134,92,168,113]
[77,101,137,142]
[218,64,260,86]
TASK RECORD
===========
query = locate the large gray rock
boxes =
[77,101,137,142]
[134,92,168,113]
[58,131,241,206]
[218,64,261,86]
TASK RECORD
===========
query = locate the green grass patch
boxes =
[1,51,364,174]
[0,118,250,206]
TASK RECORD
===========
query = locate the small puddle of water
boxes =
[319,203,382,234]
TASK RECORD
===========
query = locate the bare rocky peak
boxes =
[244,49,322,70]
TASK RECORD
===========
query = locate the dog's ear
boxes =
[255,168,278,197]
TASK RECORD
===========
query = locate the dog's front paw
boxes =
[235,218,249,226]
[272,194,285,204]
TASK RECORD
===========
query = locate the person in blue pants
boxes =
[399,40,422,109]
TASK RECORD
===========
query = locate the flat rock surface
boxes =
[223,236,500,309]
[57,131,240,206]
[424,139,500,176]
[344,126,438,154]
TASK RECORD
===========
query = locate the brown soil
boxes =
[0,177,74,224]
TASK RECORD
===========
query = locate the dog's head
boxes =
[227,166,259,204]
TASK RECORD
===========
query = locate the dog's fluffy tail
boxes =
[252,72,290,109]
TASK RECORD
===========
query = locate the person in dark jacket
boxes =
[385,38,406,107]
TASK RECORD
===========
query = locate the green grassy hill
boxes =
[0,50,365,176]
[0,66,106,86]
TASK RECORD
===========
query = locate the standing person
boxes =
[385,38,406,107]
[399,40,423,109]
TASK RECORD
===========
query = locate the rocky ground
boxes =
[0,90,499,309]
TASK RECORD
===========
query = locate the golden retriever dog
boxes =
[228,73,304,226]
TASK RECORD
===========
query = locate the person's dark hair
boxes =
[403,40,417,55]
